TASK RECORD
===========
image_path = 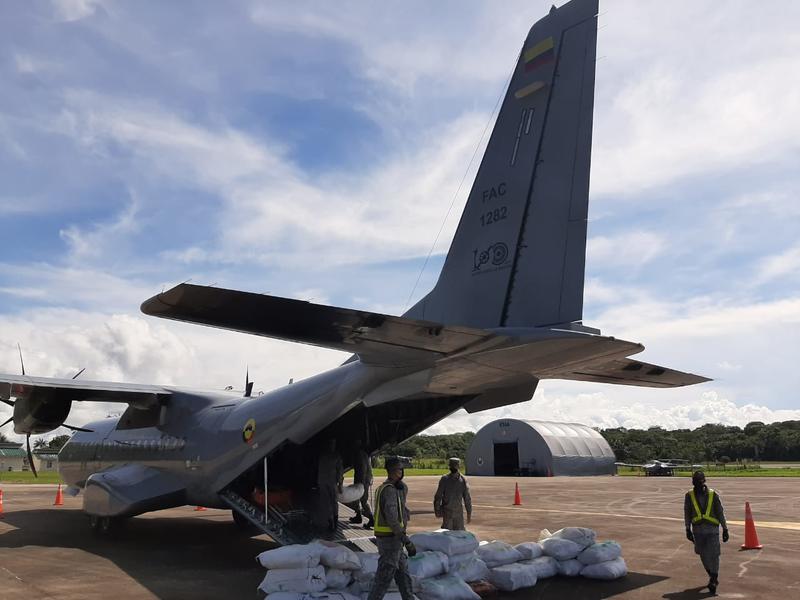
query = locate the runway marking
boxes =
[407,500,800,531]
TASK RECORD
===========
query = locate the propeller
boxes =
[244,367,254,398]
[18,343,25,376]
[71,367,86,380]
[1,416,12,428]
[26,434,37,478]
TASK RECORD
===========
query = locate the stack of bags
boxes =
[475,527,627,593]
[256,540,364,600]
[255,528,626,598]
[408,530,488,600]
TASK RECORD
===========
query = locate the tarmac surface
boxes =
[1,476,798,599]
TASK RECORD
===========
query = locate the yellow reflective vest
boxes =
[374,482,403,537]
[689,488,720,525]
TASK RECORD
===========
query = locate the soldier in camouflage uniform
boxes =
[433,457,472,530]
[684,471,729,595]
[368,456,416,600]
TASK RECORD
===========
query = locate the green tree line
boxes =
[603,421,800,463]
[382,432,476,461]
[383,421,800,464]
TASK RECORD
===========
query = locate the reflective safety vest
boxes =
[374,482,403,537]
[689,488,720,525]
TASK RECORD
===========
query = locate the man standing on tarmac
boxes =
[685,470,729,595]
[347,439,374,529]
[433,457,472,530]
[369,456,416,600]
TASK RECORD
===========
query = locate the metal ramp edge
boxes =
[220,489,377,551]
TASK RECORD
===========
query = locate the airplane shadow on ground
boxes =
[1,508,673,599]
[494,572,668,599]
[662,586,716,599]
[0,508,272,598]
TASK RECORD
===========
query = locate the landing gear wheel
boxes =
[90,515,123,537]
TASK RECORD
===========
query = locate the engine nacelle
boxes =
[13,391,72,435]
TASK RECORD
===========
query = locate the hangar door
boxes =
[493,442,519,475]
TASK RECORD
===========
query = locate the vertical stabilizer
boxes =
[406,0,598,329]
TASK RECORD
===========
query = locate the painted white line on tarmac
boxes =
[408,500,800,531]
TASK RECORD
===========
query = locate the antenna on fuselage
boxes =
[244,367,254,397]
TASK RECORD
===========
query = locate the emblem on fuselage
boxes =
[242,418,256,444]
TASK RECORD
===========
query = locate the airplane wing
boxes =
[556,357,709,387]
[0,375,170,406]
[141,283,493,365]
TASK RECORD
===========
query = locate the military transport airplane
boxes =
[616,459,705,477]
[0,0,708,544]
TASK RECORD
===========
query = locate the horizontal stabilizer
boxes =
[557,357,710,388]
[141,284,491,364]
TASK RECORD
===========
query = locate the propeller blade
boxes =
[0,398,15,407]
[0,416,13,428]
[18,343,25,376]
[26,434,38,478]
[61,423,94,433]
[71,367,86,380]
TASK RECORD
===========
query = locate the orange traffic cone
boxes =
[53,484,64,506]
[0,488,4,518]
[513,482,522,506]
[194,506,207,512]
[740,502,763,550]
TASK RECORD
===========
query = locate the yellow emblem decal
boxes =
[242,418,256,444]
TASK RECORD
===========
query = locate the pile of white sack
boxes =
[255,528,625,599]
[475,527,627,592]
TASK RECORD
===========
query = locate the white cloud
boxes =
[53,92,487,267]
[587,231,665,268]
[757,243,800,284]
[426,389,800,435]
[51,0,103,22]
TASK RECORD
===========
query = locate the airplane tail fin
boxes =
[405,0,598,330]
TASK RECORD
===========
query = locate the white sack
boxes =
[556,559,583,577]
[520,556,558,579]
[265,594,360,600]
[410,530,479,556]
[577,541,622,565]
[488,563,538,592]
[337,484,365,505]
[361,594,420,600]
[550,527,596,549]
[537,528,553,542]
[449,554,490,583]
[514,542,544,560]
[258,565,327,594]
[417,574,480,600]
[540,537,582,561]
[476,541,523,568]
[580,557,628,580]
[257,544,323,569]
[447,552,477,570]
[407,551,449,580]
[314,541,362,570]
[325,568,352,590]
[353,553,380,580]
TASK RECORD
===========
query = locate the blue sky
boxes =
[1,0,799,439]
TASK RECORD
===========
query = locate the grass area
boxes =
[617,467,800,477]
[346,468,449,479]
[0,471,63,484]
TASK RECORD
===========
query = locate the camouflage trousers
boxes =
[346,481,373,521]
[367,536,414,600]
[440,507,466,531]
[693,528,721,575]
